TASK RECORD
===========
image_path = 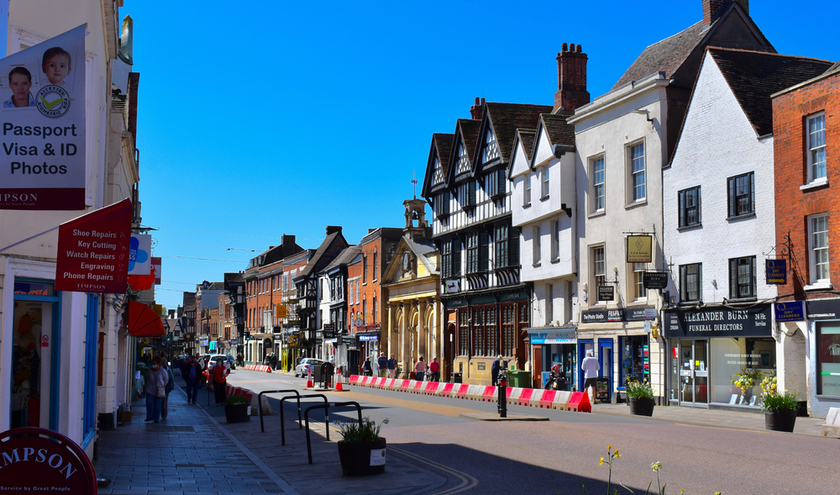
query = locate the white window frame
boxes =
[807,213,831,289]
[524,173,532,207]
[592,245,606,302]
[551,218,561,261]
[532,225,541,266]
[806,112,827,185]
[545,284,554,325]
[627,141,646,204]
[633,262,646,300]
[541,166,550,200]
[590,155,605,214]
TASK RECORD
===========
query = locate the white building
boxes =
[662,48,831,409]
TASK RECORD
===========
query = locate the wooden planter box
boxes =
[337,438,386,476]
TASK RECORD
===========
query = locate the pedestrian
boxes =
[377,352,388,378]
[161,359,175,420]
[362,356,373,376]
[414,356,426,381]
[212,356,229,405]
[581,349,600,397]
[181,355,204,404]
[491,355,501,386]
[429,357,440,382]
[144,357,168,423]
[387,354,397,379]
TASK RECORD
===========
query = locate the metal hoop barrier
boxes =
[257,389,302,433]
[278,394,328,446]
[304,401,363,465]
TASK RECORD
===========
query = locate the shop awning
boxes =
[126,300,165,337]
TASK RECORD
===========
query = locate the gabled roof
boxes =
[445,119,481,184]
[477,103,554,173]
[708,48,833,136]
[298,228,347,279]
[824,60,840,76]
[421,133,454,198]
[507,128,537,180]
[516,129,537,162]
[611,3,773,92]
[321,245,360,274]
[539,113,575,152]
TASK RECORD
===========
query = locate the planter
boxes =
[224,404,250,423]
[764,408,797,432]
[628,397,655,417]
[337,438,386,476]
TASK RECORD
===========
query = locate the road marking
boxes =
[389,445,479,494]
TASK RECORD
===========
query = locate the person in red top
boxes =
[429,357,440,382]
[211,360,229,405]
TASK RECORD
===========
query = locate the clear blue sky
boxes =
[122,0,839,312]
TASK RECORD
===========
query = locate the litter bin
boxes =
[452,372,462,384]
[507,370,530,388]
[318,362,335,387]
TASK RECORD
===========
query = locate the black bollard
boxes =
[498,369,507,418]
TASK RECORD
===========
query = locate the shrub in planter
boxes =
[760,380,798,433]
[335,417,388,476]
[224,395,250,423]
[626,380,655,417]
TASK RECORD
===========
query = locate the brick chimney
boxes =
[554,43,590,114]
[469,97,485,120]
[703,0,748,25]
[326,226,342,235]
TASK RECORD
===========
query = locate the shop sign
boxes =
[663,304,772,338]
[643,271,668,289]
[358,334,378,342]
[775,301,804,322]
[230,339,238,345]
[55,198,132,293]
[128,234,151,275]
[323,323,335,338]
[528,330,575,344]
[198,337,209,346]
[445,279,460,293]
[0,427,95,492]
[582,306,655,323]
[443,298,468,308]
[626,235,652,263]
[0,26,87,210]
[152,257,162,285]
[766,259,787,285]
[597,285,614,302]
[806,298,840,320]
[499,290,528,302]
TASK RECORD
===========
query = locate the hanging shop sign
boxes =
[626,235,652,263]
[55,198,132,293]
[152,257,162,284]
[663,304,771,338]
[0,25,87,210]
[597,285,615,302]
[766,259,787,285]
[775,301,804,322]
[643,271,668,289]
[128,234,151,275]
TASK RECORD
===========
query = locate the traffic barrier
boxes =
[349,374,360,385]
[423,381,440,395]
[452,383,470,399]
[538,390,557,408]
[566,391,592,413]
[823,407,840,438]
[552,391,572,410]
[515,388,534,406]
[506,387,524,404]
[410,380,424,393]
[371,377,384,388]
[359,376,372,386]
[480,386,497,402]
[383,378,396,390]
[465,385,485,400]
[528,389,547,408]
[437,382,454,396]
[398,379,411,392]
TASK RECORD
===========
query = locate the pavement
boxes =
[93,371,829,494]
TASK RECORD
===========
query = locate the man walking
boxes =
[491,355,501,386]
[181,355,204,404]
[377,352,388,378]
[387,354,397,379]
[581,349,600,396]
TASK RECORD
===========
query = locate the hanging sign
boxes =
[0,25,87,210]
[55,198,132,293]
[626,235,652,263]
[128,234,151,275]
[766,259,787,285]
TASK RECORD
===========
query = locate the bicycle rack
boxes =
[278,394,328,445]
[257,389,302,433]
[304,401,362,465]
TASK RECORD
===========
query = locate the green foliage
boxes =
[730,367,762,395]
[625,380,655,400]
[760,390,798,413]
[335,416,389,443]
[225,394,249,405]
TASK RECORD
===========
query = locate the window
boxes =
[679,263,702,302]
[728,256,756,299]
[455,142,470,175]
[459,180,477,211]
[483,130,500,163]
[551,218,561,261]
[590,156,605,213]
[545,284,554,325]
[501,304,517,357]
[432,155,444,185]
[807,112,826,183]
[727,172,754,217]
[809,214,830,284]
[486,169,506,199]
[441,238,461,279]
[533,225,542,266]
[363,255,367,284]
[592,245,605,300]
[678,186,701,228]
[524,173,532,206]
[633,262,646,300]
[817,323,840,396]
[628,143,645,202]
[373,252,378,281]
[541,166,550,199]
[372,296,377,323]
[458,308,469,356]
[362,299,367,324]
[495,225,508,268]
[434,191,450,219]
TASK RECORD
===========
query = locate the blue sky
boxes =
[122,0,839,312]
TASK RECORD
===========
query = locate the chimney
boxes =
[554,43,590,114]
[469,97,485,120]
[703,0,748,26]
[281,234,296,251]
[326,226,342,235]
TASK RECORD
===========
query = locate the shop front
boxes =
[664,304,773,409]
[356,330,381,370]
[527,327,576,389]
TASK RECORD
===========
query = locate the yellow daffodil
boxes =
[599,457,604,466]
[607,445,612,450]
[651,461,662,472]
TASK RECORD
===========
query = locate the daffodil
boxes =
[651,461,662,472]
[607,444,612,450]
[599,457,604,466]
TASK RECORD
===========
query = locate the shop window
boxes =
[458,308,469,356]
[620,336,649,385]
[817,323,840,396]
[501,304,516,357]
[710,337,775,404]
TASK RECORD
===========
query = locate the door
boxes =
[598,339,613,401]
[678,339,708,406]
[577,340,594,392]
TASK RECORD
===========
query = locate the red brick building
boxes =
[772,61,840,418]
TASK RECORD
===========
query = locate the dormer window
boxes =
[455,143,470,175]
[432,155,444,185]
[482,130,499,164]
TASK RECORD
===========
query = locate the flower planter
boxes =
[337,438,386,476]
[764,408,796,432]
[224,404,250,423]
[628,397,655,417]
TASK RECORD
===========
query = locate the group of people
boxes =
[360,353,439,382]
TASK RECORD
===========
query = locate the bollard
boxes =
[498,369,507,418]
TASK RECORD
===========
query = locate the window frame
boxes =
[728,256,756,300]
[679,263,702,303]
[524,172,532,207]
[806,112,827,184]
[727,172,755,218]
[632,262,646,300]
[551,218,561,261]
[532,225,542,266]
[495,225,509,269]
[808,213,830,286]
[678,186,701,228]
[627,141,646,204]
[590,155,605,214]
[591,245,606,302]
[541,166,550,200]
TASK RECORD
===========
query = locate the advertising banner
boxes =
[55,198,132,293]
[0,25,86,210]
[128,234,151,275]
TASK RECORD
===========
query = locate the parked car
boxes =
[225,354,236,370]
[294,358,324,377]
[207,354,230,372]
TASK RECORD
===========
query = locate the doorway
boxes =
[598,339,613,401]
[677,339,708,407]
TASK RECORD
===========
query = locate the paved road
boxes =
[94,369,838,494]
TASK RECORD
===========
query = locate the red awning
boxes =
[126,300,165,337]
